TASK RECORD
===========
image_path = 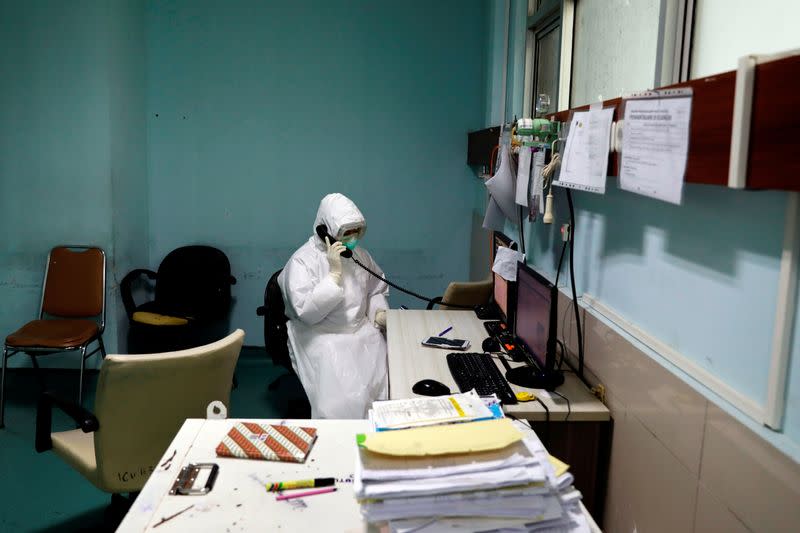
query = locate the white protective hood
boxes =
[278,193,389,419]
[313,193,367,244]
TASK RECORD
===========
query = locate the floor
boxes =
[0,347,306,532]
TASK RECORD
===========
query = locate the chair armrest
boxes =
[36,392,99,453]
[426,296,443,310]
[120,268,158,317]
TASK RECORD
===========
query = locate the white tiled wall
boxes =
[559,297,800,532]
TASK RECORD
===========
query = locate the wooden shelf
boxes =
[547,54,800,192]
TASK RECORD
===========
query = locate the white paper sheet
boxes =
[483,196,508,231]
[619,93,691,204]
[532,150,546,214]
[493,246,525,282]
[554,108,614,194]
[365,489,557,521]
[485,143,519,221]
[388,496,570,532]
[371,390,493,430]
[516,147,533,206]
[355,464,547,499]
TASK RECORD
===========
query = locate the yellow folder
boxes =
[357,419,523,457]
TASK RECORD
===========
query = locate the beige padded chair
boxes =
[36,329,244,496]
[429,278,493,310]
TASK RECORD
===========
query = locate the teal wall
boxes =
[0,0,147,366]
[1,0,485,363]
[483,0,527,127]
[108,0,149,358]
[517,186,800,459]
[789,260,800,451]
[505,0,527,121]
[145,0,488,338]
[484,0,508,127]
[488,6,800,459]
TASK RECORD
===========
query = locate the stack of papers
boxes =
[354,414,592,532]
[370,391,499,431]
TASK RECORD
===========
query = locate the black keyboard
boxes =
[446,352,518,405]
[483,320,508,336]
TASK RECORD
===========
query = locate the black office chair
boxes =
[121,245,237,354]
[256,269,310,417]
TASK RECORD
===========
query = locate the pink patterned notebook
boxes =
[215,422,318,463]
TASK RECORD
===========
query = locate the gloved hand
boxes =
[325,237,345,286]
[374,309,387,329]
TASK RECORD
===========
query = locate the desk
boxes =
[387,310,611,521]
[117,419,371,533]
[117,419,601,533]
[386,310,609,422]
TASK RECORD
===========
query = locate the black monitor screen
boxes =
[490,232,517,324]
[493,271,508,321]
[515,263,556,370]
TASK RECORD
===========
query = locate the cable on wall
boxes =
[565,189,585,378]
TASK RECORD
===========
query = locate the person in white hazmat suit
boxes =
[278,193,389,419]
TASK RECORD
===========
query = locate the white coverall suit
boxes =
[278,194,389,419]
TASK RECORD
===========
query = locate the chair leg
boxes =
[0,347,8,429]
[98,336,107,359]
[78,345,87,407]
[29,353,46,389]
[106,493,134,527]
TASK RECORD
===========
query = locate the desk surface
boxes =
[117,418,601,533]
[387,310,610,422]
[117,419,372,533]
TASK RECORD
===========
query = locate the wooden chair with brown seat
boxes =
[1,246,107,428]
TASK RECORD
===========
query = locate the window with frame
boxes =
[524,0,694,113]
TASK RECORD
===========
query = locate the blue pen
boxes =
[438,326,453,336]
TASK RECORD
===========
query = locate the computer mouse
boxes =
[412,379,451,397]
[482,337,500,352]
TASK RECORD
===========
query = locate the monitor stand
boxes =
[505,365,564,391]
[474,303,500,320]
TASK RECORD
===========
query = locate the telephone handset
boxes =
[315,224,353,258]
[315,224,476,309]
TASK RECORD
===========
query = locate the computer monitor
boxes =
[505,262,564,390]
[493,272,509,321]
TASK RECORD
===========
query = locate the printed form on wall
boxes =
[619,89,692,205]
[553,106,615,194]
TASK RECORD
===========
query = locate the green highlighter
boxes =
[267,477,335,492]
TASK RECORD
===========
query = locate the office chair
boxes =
[256,270,310,418]
[120,245,237,354]
[35,329,244,520]
[2,246,107,428]
[427,278,493,310]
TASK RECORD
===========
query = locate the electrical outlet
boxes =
[560,223,571,242]
[591,384,606,403]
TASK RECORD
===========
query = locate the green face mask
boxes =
[343,238,359,251]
